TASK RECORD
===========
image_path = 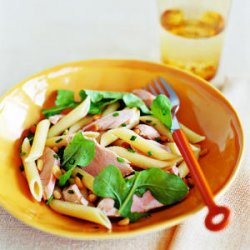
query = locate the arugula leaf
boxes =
[80,90,150,114]
[93,165,129,207]
[151,94,172,129]
[89,98,119,115]
[59,132,95,186]
[42,90,78,117]
[123,93,149,114]
[135,168,188,205]
[93,166,188,222]
[55,90,75,106]
[43,89,151,117]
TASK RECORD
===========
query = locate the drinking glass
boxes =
[157,0,231,80]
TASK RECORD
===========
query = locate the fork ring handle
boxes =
[172,129,230,231]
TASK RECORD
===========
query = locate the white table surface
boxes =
[0,0,249,249]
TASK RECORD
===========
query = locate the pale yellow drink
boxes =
[160,9,225,80]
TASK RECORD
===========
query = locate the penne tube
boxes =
[72,167,95,192]
[167,142,200,158]
[100,130,118,147]
[46,132,100,148]
[21,138,43,202]
[25,119,50,162]
[102,102,120,116]
[50,200,112,229]
[180,124,205,143]
[108,146,182,169]
[178,161,189,178]
[110,128,177,160]
[140,116,172,140]
[48,96,90,138]
[68,116,93,134]
[100,109,140,147]
[46,135,69,148]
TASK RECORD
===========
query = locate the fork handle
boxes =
[173,129,230,231]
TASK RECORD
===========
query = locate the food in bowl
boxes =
[19,88,206,229]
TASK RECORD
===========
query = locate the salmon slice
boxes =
[48,114,64,125]
[97,191,164,216]
[97,198,120,217]
[62,184,88,205]
[131,191,164,213]
[132,89,155,108]
[135,124,160,140]
[83,108,139,132]
[39,147,59,200]
[83,141,134,177]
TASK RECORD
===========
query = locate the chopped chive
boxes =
[19,165,24,172]
[130,135,137,141]
[113,112,119,117]
[69,159,76,165]
[121,123,127,127]
[68,190,74,194]
[76,173,83,179]
[20,151,26,157]
[146,120,152,123]
[55,138,63,143]
[46,195,54,205]
[53,154,59,159]
[127,148,136,153]
[117,157,125,163]
[147,151,153,156]
[27,133,34,144]
[155,137,162,143]
[162,110,167,115]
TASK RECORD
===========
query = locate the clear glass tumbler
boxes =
[157,0,231,80]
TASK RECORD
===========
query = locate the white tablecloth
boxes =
[0,0,249,249]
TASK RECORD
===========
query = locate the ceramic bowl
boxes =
[0,60,244,239]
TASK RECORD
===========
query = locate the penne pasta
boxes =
[180,124,205,143]
[25,119,50,162]
[178,161,189,178]
[46,132,100,148]
[167,142,200,158]
[48,96,90,138]
[72,167,95,192]
[100,109,140,147]
[100,130,118,147]
[110,128,177,160]
[46,135,69,148]
[50,200,112,229]
[68,116,93,134]
[21,138,43,202]
[140,116,172,140]
[108,146,182,169]
[102,102,120,116]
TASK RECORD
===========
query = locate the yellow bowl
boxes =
[0,59,244,239]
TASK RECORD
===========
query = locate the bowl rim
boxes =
[0,59,245,240]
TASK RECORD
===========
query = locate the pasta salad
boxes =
[20,89,206,229]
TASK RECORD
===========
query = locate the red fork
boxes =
[147,77,230,231]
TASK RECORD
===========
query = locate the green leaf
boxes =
[93,166,188,222]
[93,165,129,207]
[123,93,149,114]
[55,90,75,106]
[80,90,150,114]
[151,94,172,129]
[88,99,119,115]
[59,132,95,186]
[42,90,78,117]
[135,168,189,205]
[80,90,123,103]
